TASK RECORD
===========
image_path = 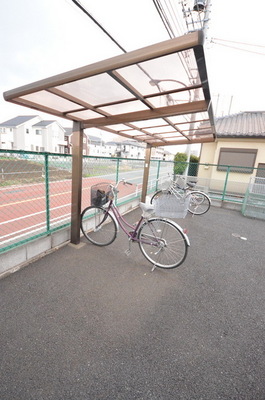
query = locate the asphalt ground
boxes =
[1,206,265,400]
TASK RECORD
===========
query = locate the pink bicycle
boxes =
[80,180,190,270]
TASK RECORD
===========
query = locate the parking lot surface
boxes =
[1,206,265,399]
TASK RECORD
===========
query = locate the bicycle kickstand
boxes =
[125,238,132,256]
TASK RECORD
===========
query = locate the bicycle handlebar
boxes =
[109,179,133,195]
[122,180,133,186]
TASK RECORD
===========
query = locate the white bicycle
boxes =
[151,177,211,216]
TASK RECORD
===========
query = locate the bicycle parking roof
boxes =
[3,30,215,147]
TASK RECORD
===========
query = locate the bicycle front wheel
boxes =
[138,218,188,269]
[150,190,172,204]
[150,190,163,204]
[188,191,211,215]
[81,206,117,246]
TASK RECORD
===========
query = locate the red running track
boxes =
[0,178,138,248]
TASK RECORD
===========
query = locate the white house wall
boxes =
[0,127,13,149]
[14,117,41,150]
[48,124,66,153]
[0,117,69,153]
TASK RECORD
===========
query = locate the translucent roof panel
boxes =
[4,31,216,147]
[55,73,134,106]
[117,50,197,96]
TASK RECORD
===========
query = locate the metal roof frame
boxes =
[3,30,216,245]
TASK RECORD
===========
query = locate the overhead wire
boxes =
[70,0,200,128]
[70,0,157,82]
[152,0,195,82]
[152,0,175,39]
[211,38,265,48]
[70,0,127,53]
[165,0,186,37]
[69,0,195,83]
[70,0,196,82]
[211,38,265,56]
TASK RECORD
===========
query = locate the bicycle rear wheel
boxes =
[81,206,117,246]
[138,218,188,269]
[188,191,211,215]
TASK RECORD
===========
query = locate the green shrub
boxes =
[173,153,187,175]
[188,155,199,176]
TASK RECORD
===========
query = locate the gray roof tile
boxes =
[216,111,265,138]
[33,120,56,127]
[0,115,38,127]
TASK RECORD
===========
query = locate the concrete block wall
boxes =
[0,198,140,279]
[0,228,71,279]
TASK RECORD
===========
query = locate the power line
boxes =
[165,0,186,37]
[211,39,265,56]
[69,0,198,120]
[212,37,265,49]
[71,0,127,53]
[152,0,175,38]
[70,0,159,82]
[70,0,161,92]
[152,0,195,81]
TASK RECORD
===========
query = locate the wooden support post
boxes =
[141,144,152,202]
[70,121,83,244]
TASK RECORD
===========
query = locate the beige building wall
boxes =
[198,138,265,194]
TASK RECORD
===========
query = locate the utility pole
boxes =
[183,0,212,179]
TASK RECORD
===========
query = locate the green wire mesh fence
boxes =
[0,151,150,253]
[1,150,265,254]
[0,151,72,253]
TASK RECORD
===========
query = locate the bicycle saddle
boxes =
[139,202,155,217]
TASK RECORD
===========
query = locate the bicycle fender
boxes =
[171,221,190,246]
[107,210,119,232]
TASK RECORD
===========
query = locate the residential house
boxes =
[0,115,174,160]
[151,146,174,161]
[64,130,108,156]
[114,139,173,160]
[89,136,108,157]
[198,111,265,193]
[0,115,40,150]
[0,115,67,153]
[33,120,66,153]
[115,140,146,159]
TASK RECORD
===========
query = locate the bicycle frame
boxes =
[168,184,187,199]
[104,197,184,249]
[104,198,143,241]
[165,180,211,203]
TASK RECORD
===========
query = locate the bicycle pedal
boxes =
[125,249,131,256]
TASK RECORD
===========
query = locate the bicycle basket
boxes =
[154,193,191,218]
[91,182,111,206]
[160,178,171,190]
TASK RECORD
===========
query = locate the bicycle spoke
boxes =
[138,218,188,269]
[81,206,117,246]
[188,192,211,215]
